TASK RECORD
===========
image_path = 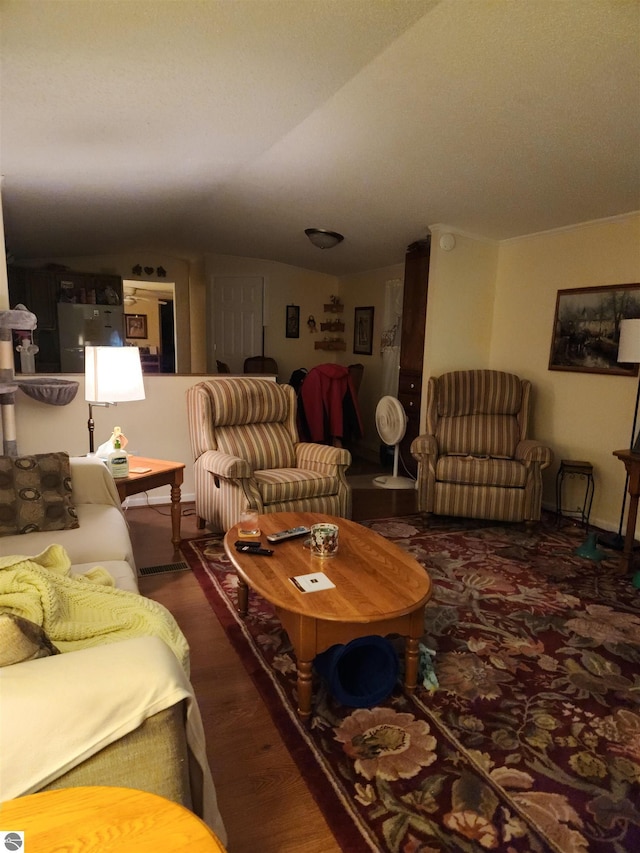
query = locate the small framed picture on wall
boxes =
[125,314,147,339]
[286,304,300,338]
[353,306,374,355]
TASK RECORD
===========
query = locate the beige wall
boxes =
[425,227,499,375]
[14,374,210,504]
[4,203,639,533]
[200,256,405,451]
[1,244,396,463]
[488,213,640,531]
[338,263,405,456]
[416,214,640,532]
[188,256,208,372]
[203,254,340,383]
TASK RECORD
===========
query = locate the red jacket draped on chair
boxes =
[298,363,363,445]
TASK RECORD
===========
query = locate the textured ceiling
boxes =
[1,0,639,276]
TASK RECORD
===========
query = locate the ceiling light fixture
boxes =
[304,228,344,250]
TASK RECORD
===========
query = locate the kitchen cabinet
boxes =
[57,272,122,306]
[8,268,59,372]
[8,268,57,329]
[8,267,123,374]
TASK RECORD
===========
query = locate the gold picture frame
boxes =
[548,283,640,376]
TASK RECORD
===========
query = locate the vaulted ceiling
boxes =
[2,0,639,276]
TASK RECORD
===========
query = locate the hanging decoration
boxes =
[130,264,169,278]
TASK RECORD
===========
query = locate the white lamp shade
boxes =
[85,346,146,403]
[618,319,640,364]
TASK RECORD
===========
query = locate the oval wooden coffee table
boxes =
[224,512,432,718]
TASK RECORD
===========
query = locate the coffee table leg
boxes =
[404,606,426,693]
[404,636,419,693]
[237,576,249,616]
[297,660,313,719]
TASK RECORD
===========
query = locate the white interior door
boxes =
[208,276,264,373]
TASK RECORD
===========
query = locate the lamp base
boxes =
[373,475,416,490]
[574,532,607,562]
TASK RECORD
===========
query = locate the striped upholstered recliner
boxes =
[410,370,553,523]
[186,377,352,532]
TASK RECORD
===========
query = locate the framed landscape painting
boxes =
[548,283,640,376]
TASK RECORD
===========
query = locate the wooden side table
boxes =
[114,456,185,554]
[0,786,227,852]
[613,449,640,573]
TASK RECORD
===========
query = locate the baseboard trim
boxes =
[123,491,196,508]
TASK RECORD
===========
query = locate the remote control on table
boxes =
[235,543,273,556]
[266,526,311,544]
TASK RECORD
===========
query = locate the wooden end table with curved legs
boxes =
[224,512,432,718]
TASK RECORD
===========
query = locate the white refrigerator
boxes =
[57,304,125,372]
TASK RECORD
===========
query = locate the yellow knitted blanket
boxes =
[0,545,190,676]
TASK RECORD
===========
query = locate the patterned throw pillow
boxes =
[0,613,60,666]
[0,452,79,536]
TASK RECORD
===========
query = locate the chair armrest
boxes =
[515,440,553,470]
[199,449,252,479]
[295,442,351,471]
[410,434,438,514]
[410,434,438,459]
[70,456,121,508]
[0,636,193,801]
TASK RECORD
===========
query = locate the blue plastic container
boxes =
[314,635,399,708]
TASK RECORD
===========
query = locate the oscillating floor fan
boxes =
[373,396,415,490]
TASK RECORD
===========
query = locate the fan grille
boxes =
[375,396,407,445]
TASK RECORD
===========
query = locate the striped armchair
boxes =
[187,378,352,532]
[410,370,553,523]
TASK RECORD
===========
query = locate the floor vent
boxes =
[139,561,189,576]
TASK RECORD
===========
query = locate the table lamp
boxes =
[84,346,145,453]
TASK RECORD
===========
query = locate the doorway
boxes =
[208,276,264,374]
[160,301,175,373]
[123,280,176,373]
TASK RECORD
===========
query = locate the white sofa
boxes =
[0,455,137,588]
[0,455,227,846]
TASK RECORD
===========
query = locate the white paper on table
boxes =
[289,572,336,592]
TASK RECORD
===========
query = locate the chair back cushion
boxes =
[188,378,297,468]
[217,423,295,470]
[429,370,529,458]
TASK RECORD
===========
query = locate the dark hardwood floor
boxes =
[129,456,417,569]
[133,460,416,852]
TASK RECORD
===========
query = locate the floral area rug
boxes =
[181,515,640,853]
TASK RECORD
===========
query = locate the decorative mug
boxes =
[310,523,339,558]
